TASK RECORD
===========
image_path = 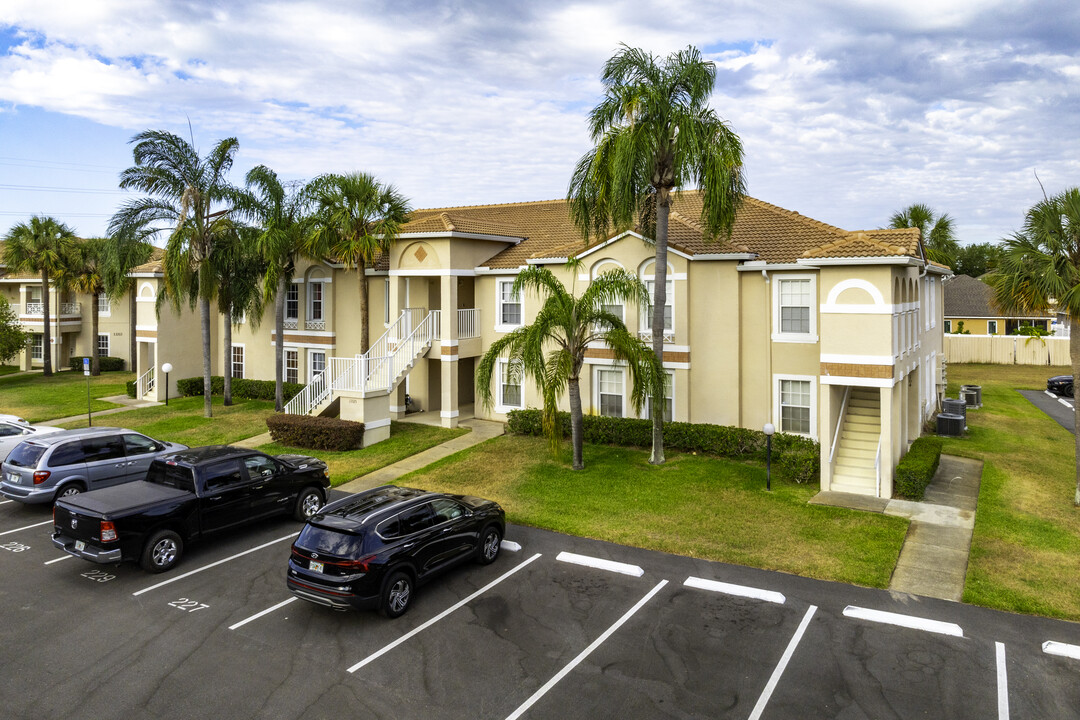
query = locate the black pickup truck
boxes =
[52,445,330,572]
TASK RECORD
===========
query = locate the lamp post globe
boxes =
[161,363,173,406]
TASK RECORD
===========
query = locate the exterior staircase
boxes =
[831,387,881,496]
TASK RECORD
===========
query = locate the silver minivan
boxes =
[0,427,187,504]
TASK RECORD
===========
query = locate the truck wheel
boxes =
[294,487,323,522]
[141,529,183,573]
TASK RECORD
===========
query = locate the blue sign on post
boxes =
[82,357,90,376]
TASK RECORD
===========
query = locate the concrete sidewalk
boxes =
[40,394,163,426]
[810,454,983,602]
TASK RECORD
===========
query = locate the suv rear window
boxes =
[5,443,46,468]
[297,524,365,557]
[146,461,196,492]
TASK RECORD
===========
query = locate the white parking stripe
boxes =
[556,551,644,577]
[132,532,298,597]
[500,540,522,552]
[347,553,542,673]
[229,597,297,630]
[748,605,818,720]
[0,499,12,505]
[843,606,964,637]
[44,555,73,565]
[996,642,1009,720]
[683,576,786,605]
[1058,398,1072,409]
[0,519,52,536]
[1043,640,1080,660]
[1045,390,1057,398]
[505,579,669,720]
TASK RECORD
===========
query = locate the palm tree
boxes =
[476,265,660,470]
[2,216,77,376]
[59,238,107,375]
[100,226,155,372]
[110,130,240,418]
[309,172,410,353]
[990,187,1080,506]
[232,166,317,411]
[568,44,745,466]
[888,203,959,267]
[213,224,266,406]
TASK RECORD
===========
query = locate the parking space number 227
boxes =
[169,598,209,613]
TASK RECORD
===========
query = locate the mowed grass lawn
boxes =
[943,363,1080,621]
[0,365,19,376]
[401,435,910,589]
[0,370,134,422]
[259,421,468,487]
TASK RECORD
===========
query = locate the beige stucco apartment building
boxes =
[4,193,950,499]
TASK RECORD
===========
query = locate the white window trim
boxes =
[384,279,391,325]
[97,294,111,317]
[639,370,674,421]
[284,347,300,385]
[593,365,627,418]
[97,333,110,358]
[307,280,325,322]
[772,274,818,343]
[308,348,327,382]
[231,343,245,379]
[31,334,43,360]
[944,319,952,333]
[495,278,522,333]
[494,358,524,414]
[774,373,817,439]
[987,320,998,334]
[285,282,300,321]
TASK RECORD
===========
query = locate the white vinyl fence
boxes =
[944,335,1070,365]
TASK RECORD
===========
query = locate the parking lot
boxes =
[1,492,1079,719]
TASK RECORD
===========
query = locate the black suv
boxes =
[287,485,505,617]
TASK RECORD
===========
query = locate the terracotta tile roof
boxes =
[942,274,1049,319]
[801,228,921,259]
[129,247,166,275]
[402,211,525,239]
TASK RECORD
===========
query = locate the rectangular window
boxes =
[498,280,521,327]
[779,379,812,435]
[310,351,326,381]
[285,349,299,384]
[779,279,811,334]
[987,320,998,335]
[384,279,390,324]
[944,320,952,333]
[28,287,42,304]
[644,280,674,332]
[231,345,244,379]
[646,372,674,423]
[597,368,624,418]
[286,283,299,320]
[97,334,109,358]
[499,360,522,409]
[97,294,110,314]
[30,334,43,360]
[309,283,323,321]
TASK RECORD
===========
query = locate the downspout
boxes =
[762,269,772,429]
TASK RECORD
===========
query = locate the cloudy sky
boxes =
[1,0,1078,245]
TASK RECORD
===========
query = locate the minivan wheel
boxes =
[141,529,183,573]
[380,571,413,619]
[56,483,84,501]
[294,487,323,522]
[477,525,502,565]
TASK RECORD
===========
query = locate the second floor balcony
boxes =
[19,302,82,317]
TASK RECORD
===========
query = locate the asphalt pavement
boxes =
[1019,389,1075,433]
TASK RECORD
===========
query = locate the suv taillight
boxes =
[100,521,117,543]
[33,471,50,485]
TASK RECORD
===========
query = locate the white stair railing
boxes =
[284,368,330,415]
[874,439,882,498]
[829,387,852,465]
[457,308,480,339]
[136,367,155,398]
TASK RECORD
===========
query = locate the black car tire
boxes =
[477,524,502,565]
[141,529,183,573]
[54,482,85,502]
[1067,383,1074,398]
[294,487,323,522]
[380,570,413,619]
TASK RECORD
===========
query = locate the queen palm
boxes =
[100,226,154,372]
[888,203,958,267]
[477,265,660,471]
[2,216,77,376]
[990,187,1080,506]
[110,130,240,418]
[59,238,107,375]
[568,44,745,466]
[213,224,266,406]
[309,172,410,353]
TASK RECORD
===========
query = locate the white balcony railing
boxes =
[283,318,298,330]
[136,367,155,398]
[305,319,325,331]
[457,308,480,339]
[20,302,81,316]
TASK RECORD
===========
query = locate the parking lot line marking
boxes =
[500,540,522,552]
[842,606,964,637]
[1045,390,1057,398]
[229,597,297,630]
[1042,640,1080,660]
[0,499,12,505]
[555,551,644,577]
[683,576,786,605]
[0,519,52,536]
[505,579,669,720]
[1059,398,1072,409]
[347,553,542,674]
[44,555,73,565]
[132,532,299,597]
[996,642,1009,720]
[747,605,818,720]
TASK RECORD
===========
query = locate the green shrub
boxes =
[177,376,305,402]
[265,413,364,451]
[506,408,820,483]
[69,356,126,372]
[894,435,943,500]
[126,380,136,398]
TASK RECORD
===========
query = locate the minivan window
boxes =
[83,436,125,463]
[5,443,46,468]
[49,441,86,468]
[146,461,196,492]
[202,460,245,490]
[123,433,159,456]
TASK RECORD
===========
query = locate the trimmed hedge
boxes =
[506,409,820,484]
[70,355,126,372]
[177,376,306,402]
[894,435,943,500]
[126,380,136,398]
[265,413,365,451]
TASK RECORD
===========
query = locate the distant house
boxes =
[942,274,1052,335]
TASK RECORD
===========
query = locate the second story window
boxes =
[97,295,110,314]
[286,283,299,320]
[643,279,673,335]
[773,275,817,342]
[497,279,521,330]
[309,282,323,322]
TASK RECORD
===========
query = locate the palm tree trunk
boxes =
[223,308,233,407]
[1072,324,1080,506]
[41,271,52,376]
[568,375,584,470]
[91,292,100,376]
[200,296,213,418]
[359,262,370,353]
[275,274,286,412]
[649,191,670,466]
[128,288,137,373]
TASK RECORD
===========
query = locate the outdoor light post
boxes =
[161,362,173,406]
[763,422,775,491]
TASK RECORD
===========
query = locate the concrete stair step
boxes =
[831,479,877,495]
[841,431,879,445]
[835,462,875,479]
[837,447,876,461]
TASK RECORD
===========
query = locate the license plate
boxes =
[7,473,18,484]
[75,540,85,552]
[309,560,324,573]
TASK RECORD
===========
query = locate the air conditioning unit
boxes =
[942,398,967,428]
[961,384,982,408]
[936,413,965,436]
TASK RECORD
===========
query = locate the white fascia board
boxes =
[388,268,477,277]
[797,256,919,267]
[821,353,894,365]
[364,269,389,276]
[690,253,757,261]
[128,272,163,278]
[736,263,812,272]
[398,231,525,244]
[820,375,897,388]
[526,257,569,264]
[474,266,527,275]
